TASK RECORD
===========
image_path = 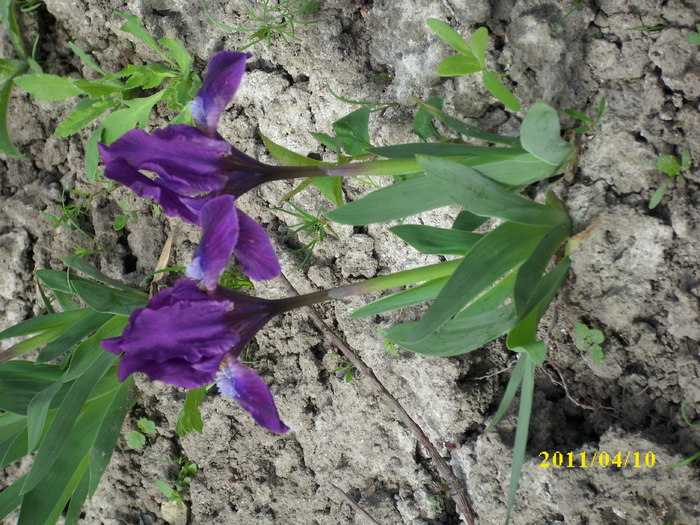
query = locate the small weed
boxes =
[550,0,588,35]
[328,353,359,382]
[156,457,198,509]
[426,494,444,515]
[573,322,605,363]
[218,269,254,291]
[686,24,700,45]
[201,0,322,51]
[125,417,158,449]
[668,402,700,468]
[564,97,606,133]
[648,149,691,209]
[275,202,336,267]
[113,199,139,230]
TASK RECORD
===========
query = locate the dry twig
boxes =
[330,483,382,525]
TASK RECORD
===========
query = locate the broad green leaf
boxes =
[470,27,488,68]
[0,308,91,341]
[68,43,107,75]
[259,130,344,206]
[0,361,65,414]
[686,26,700,45]
[72,77,125,98]
[413,96,443,140]
[464,152,566,187]
[55,98,115,137]
[37,310,114,362]
[119,63,174,89]
[482,70,521,111]
[512,340,546,365]
[20,351,116,495]
[332,107,372,156]
[351,277,448,318]
[310,131,341,152]
[0,473,26,521]
[657,154,681,177]
[507,258,571,348]
[63,316,128,381]
[0,58,27,158]
[13,73,82,100]
[436,54,483,76]
[407,222,547,342]
[413,97,519,146]
[520,101,570,166]
[420,156,569,226]
[0,326,66,365]
[159,37,193,74]
[175,386,207,436]
[452,210,487,231]
[456,271,517,320]
[384,304,517,357]
[0,429,26,469]
[391,224,480,255]
[505,355,535,525]
[426,18,470,55]
[26,380,64,451]
[514,222,570,315]
[125,430,146,448]
[369,142,521,159]
[100,90,164,144]
[61,255,146,293]
[485,355,526,432]
[326,176,451,225]
[116,10,174,67]
[63,469,90,525]
[71,280,146,316]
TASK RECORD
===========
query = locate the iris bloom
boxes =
[102,195,292,432]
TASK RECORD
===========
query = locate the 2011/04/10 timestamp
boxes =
[539,451,657,468]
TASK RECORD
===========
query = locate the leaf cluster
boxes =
[573,322,605,363]
[649,148,691,209]
[427,19,520,111]
[7,11,201,180]
[564,97,606,133]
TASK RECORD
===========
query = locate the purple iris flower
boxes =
[98,51,281,281]
[102,195,289,433]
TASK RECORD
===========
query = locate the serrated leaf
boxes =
[13,73,82,100]
[482,70,520,111]
[116,10,174,67]
[470,27,488,68]
[520,101,570,166]
[426,18,470,55]
[436,54,483,76]
[137,418,157,435]
[68,42,107,75]
[72,77,124,98]
[55,98,115,137]
[159,37,193,75]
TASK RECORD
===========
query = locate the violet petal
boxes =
[191,51,250,137]
[216,358,290,434]
[234,209,281,281]
[187,195,240,292]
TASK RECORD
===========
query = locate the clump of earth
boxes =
[1,0,698,524]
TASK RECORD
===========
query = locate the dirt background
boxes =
[1,0,699,524]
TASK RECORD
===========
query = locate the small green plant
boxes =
[10,11,201,180]
[686,24,700,45]
[218,269,254,291]
[201,0,322,51]
[573,322,605,363]
[156,457,198,509]
[668,402,700,468]
[550,0,587,34]
[275,202,337,267]
[125,417,158,449]
[113,199,139,231]
[648,149,692,209]
[328,353,359,383]
[427,19,520,111]
[564,97,606,133]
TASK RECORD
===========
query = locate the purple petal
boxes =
[100,145,211,224]
[101,279,238,389]
[187,195,240,292]
[234,210,281,281]
[191,51,250,137]
[102,126,231,195]
[216,358,290,434]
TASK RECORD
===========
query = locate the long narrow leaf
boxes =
[351,277,448,318]
[0,308,90,341]
[391,224,480,255]
[485,355,526,432]
[36,311,114,362]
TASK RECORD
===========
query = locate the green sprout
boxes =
[686,24,700,45]
[564,97,606,133]
[201,0,322,51]
[668,402,700,468]
[648,149,691,209]
[328,353,359,383]
[275,202,336,267]
[573,322,605,363]
[156,457,198,509]
[125,417,158,449]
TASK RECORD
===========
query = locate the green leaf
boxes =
[36,310,114,362]
[332,107,372,156]
[26,380,64,451]
[485,355,526,432]
[0,474,26,521]
[686,26,700,45]
[61,255,144,292]
[482,70,521,112]
[102,90,165,144]
[470,27,488,68]
[0,0,27,59]
[504,355,535,525]
[369,142,520,159]
[512,340,546,365]
[326,176,450,225]
[391,224,480,255]
[113,214,128,230]
[159,37,193,74]
[175,386,207,437]
[419,156,569,226]
[351,277,448,318]
[426,18,470,55]
[384,304,518,356]
[657,154,682,177]
[413,96,443,140]
[55,98,115,137]
[156,480,175,499]
[63,469,90,525]
[513,222,570,316]
[72,77,125,98]
[71,280,146,316]
[13,73,82,100]
[19,351,116,495]
[648,180,669,210]
[413,97,519,146]
[589,345,604,363]
[116,10,174,67]
[85,122,105,182]
[408,222,547,342]
[137,418,157,435]
[520,101,570,166]
[68,42,107,75]
[0,58,27,158]
[452,210,487,231]
[125,430,146,448]
[436,54,483,76]
[0,308,91,341]
[119,63,175,89]
[310,131,341,152]
[63,316,128,382]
